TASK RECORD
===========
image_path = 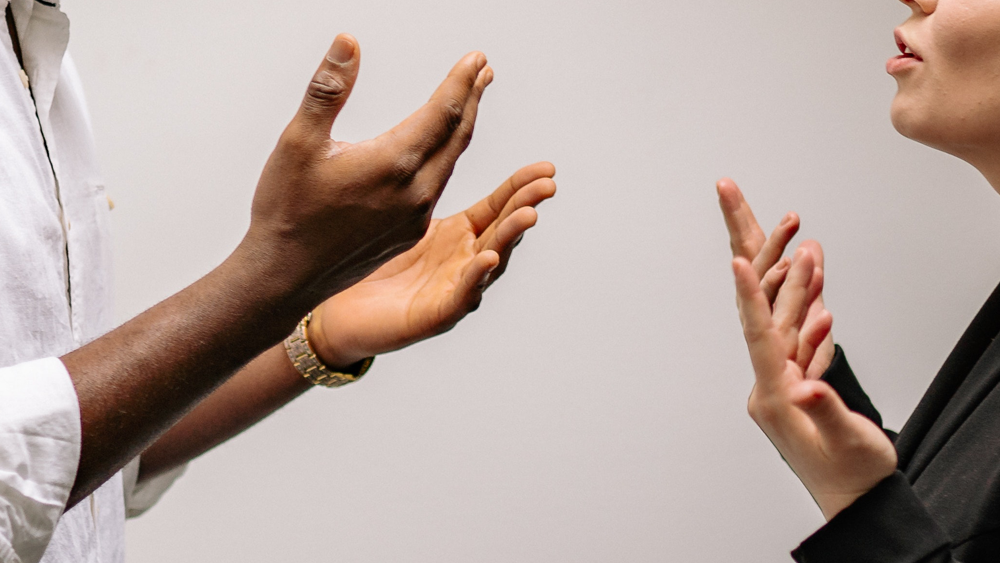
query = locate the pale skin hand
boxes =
[61,34,494,507]
[137,164,557,481]
[717,178,834,379]
[310,162,557,367]
[721,179,897,521]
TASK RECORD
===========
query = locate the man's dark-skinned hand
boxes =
[135,162,557,483]
[61,34,493,508]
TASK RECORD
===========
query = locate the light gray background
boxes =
[57,1,1000,561]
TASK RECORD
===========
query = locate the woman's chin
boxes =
[890,102,951,152]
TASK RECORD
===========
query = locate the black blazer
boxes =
[791,281,1000,562]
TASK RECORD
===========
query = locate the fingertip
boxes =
[540,178,557,198]
[506,206,538,231]
[482,249,501,270]
[792,247,815,271]
[799,239,824,258]
[717,179,741,211]
[472,250,501,287]
[522,206,539,226]
[818,308,834,329]
[526,161,556,179]
[336,33,358,46]
[328,34,358,64]
[469,51,487,71]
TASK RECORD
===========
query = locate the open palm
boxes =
[307,162,557,368]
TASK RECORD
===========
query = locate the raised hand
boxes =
[732,244,897,521]
[62,36,497,505]
[242,34,495,309]
[307,162,557,368]
[717,178,834,379]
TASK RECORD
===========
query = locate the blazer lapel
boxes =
[895,279,1000,475]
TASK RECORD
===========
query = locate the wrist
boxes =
[306,307,366,370]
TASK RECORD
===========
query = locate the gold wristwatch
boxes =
[284,312,374,388]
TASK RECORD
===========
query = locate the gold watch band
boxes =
[283,312,374,388]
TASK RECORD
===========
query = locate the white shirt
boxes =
[0,1,181,561]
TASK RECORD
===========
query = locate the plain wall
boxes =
[57,1,1000,561]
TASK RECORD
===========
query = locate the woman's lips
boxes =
[889,29,922,75]
[887,54,920,75]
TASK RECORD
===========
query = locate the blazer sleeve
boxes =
[794,348,955,562]
[791,472,954,562]
[820,345,897,441]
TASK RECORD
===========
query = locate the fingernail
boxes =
[329,37,355,64]
[484,67,494,86]
[781,213,793,226]
[476,53,487,70]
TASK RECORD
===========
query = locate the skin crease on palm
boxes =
[719,0,1000,522]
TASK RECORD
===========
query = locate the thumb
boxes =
[294,34,360,138]
[793,380,856,438]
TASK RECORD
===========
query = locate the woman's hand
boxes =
[718,178,835,379]
[306,162,557,369]
[731,230,897,521]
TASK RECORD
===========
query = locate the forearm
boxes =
[136,343,313,483]
[61,39,489,511]
[62,246,308,509]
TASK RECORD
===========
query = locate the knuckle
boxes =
[307,71,348,106]
[457,117,475,148]
[747,394,778,426]
[411,190,436,218]
[747,395,762,422]
[439,98,465,132]
[390,153,423,186]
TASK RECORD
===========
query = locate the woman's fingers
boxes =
[760,257,791,304]
[796,308,833,371]
[791,380,857,440]
[718,178,766,260]
[733,257,787,381]
[752,212,800,279]
[465,163,556,234]
[799,239,825,270]
[772,248,816,335]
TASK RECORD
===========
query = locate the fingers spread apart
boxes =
[466,162,556,233]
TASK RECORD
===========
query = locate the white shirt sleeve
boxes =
[121,457,186,519]
[0,358,81,563]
